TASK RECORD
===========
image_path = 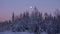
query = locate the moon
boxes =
[30,6,33,9]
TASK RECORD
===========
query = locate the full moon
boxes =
[30,6,33,9]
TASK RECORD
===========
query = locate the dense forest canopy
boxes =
[0,7,60,34]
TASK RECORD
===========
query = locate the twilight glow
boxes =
[0,0,60,21]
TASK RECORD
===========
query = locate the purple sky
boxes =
[0,0,60,21]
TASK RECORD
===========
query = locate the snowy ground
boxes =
[40,32,47,34]
[0,31,34,34]
[0,32,60,34]
[0,31,48,34]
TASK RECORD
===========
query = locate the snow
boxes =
[58,33,60,34]
[0,31,49,34]
[40,32,47,34]
[0,31,34,34]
